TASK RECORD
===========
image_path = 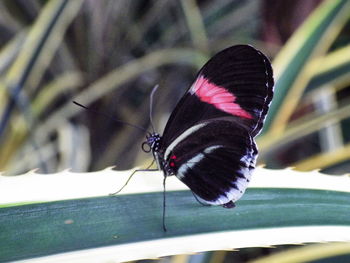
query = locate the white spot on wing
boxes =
[204,145,222,153]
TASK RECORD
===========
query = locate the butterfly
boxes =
[142,45,274,210]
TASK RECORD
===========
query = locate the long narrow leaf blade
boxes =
[263,0,350,134]
[1,168,350,262]
[1,188,350,262]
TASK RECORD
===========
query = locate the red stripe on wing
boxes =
[191,75,253,119]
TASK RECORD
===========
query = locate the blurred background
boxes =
[1,0,350,261]
[1,0,350,175]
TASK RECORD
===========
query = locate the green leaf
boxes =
[1,188,350,262]
[1,169,350,262]
[307,44,350,90]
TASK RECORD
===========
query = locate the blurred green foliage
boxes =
[1,0,350,262]
[0,0,349,176]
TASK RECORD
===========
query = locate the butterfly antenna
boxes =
[162,174,167,232]
[73,101,149,133]
[149,84,159,133]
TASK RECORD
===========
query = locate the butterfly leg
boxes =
[222,201,236,208]
[109,159,158,195]
[191,191,211,207]
[162,174,167,232]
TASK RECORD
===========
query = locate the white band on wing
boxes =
[164,122,207,160]
[176,145,223,179]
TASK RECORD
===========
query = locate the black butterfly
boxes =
[143,45,274,210]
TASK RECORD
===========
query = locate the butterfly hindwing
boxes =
[163,118,257,205]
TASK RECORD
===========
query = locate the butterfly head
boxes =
[142,132,161,153]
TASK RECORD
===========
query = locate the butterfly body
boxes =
[143,45,274,208]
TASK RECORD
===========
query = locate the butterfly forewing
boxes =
[161,45,273,149]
